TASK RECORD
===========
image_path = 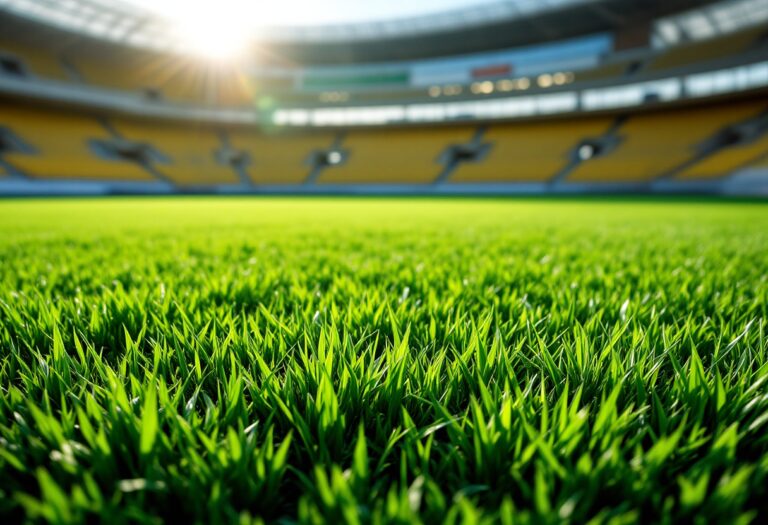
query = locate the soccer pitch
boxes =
[1,197,767,523]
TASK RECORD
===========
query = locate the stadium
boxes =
[0,0,767,194]
[0,0,767,523]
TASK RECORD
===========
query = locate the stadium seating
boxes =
[0,105,154,180]
[211,67,256,107]
[114,119,240,185]
[0,40,68,81]
[319,127,475,184]
[675,129,768,180]
[77,54,210,104]
[1,98,765,187]
[567,101,766,183]
[228,130,334,184]
[450,118,612,183]
[647,25,767,72]
[75,54,256,106]
[574,61,635,83]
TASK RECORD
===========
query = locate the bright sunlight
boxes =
[124,0,494,60]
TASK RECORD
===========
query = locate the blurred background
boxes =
[0,0,767,196]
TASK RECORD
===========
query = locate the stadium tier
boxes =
[318,127,475,184]
[212,67,257,107]
[675,130,768,180]
[647,24,768,72]
[0,104,154,181]
[1,99,767,188]
[113,119,240,185]
[567,101,768,183]
[77,55,213,104]
[228,129,334,184]
[0,40,68,81]
[0,41,256,106]
[0,19,764,109]
[449,118,612,183]
[572,60,634,83]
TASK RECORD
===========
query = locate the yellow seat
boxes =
[0,41,68,81]
[228,130,333,184]
[114,119,240,186]
[77,55,210,104]
[77,56,256,107]
[568,102,765,182]
[676,130,768,180]
[320,127,474,184]
[0,105,154,181]
[574,62,632,83]
[451,118,611,183]
[752,155,768,169]
[212,65,256,107]
[648,26,767,72]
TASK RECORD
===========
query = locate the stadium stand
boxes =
[319,127,475,184]
[113,119,240,185]
[675,127,768,180]
[0,40,68,81]
[0,105,154,180]
[74,55,260,106]
[573,60,637,83]
[228,130,334,184]
[450,118,612,183]
[647,24,767,71]
[77,55,210,104]
[567,101,766,183]
[212,67,256,107]
[1,0,767,194]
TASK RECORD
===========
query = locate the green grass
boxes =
[1,197,767,524]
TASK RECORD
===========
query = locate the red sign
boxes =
[471,64,512,78]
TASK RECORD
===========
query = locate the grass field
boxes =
[1,197,767,524]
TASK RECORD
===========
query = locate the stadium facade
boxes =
[0,0,767,195]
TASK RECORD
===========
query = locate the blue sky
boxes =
[128,0,496,26]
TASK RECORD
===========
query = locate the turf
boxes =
[1,197,767,524]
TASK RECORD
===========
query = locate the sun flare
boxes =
[141,0,262,60]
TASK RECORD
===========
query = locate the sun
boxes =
[171,2,257,61]
[135,0,261,61]
[129,0,501,61]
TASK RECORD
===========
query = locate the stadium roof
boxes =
[0,0,749,64]
[0,0,594,48]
